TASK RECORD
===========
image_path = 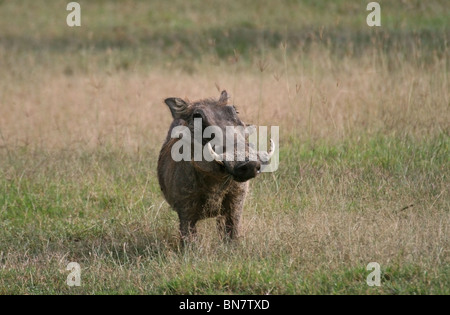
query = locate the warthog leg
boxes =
[179,218,198,243]
[216,185,246,241]
[216,216,237,241]
[217,208,243,241]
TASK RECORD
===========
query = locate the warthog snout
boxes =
[231,160,261,182]
[207,139,275,183]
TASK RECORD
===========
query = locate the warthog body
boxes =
[157,91,273,241]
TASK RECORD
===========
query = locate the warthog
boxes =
[157,90,274,241]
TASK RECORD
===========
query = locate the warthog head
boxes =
[164,90,274,182]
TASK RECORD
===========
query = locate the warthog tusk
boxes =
[258,139,275,163]
[207,142,224,165]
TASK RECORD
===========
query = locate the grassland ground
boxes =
[0,0,449,294]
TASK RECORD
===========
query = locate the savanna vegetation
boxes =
[0,0,448,294]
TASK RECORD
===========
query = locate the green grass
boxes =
[1,135,448,294]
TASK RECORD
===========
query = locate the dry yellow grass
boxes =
[1,49,447,150]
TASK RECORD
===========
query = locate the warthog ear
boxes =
[218,90,230,105]
[164,98,189,119]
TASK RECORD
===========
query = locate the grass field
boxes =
[0,0,449,294]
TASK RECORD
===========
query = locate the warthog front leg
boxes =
[218,192,245,241]
[179,216,198,243]
[216,214,240,241]
[219,183,248,241]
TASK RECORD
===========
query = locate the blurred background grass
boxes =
[0,0,448,74]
